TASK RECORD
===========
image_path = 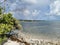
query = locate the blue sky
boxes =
[0,0,60,20]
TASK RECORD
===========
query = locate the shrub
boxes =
[0,6,22,44]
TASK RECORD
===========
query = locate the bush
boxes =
[0,24,13,34]
[0,6,22,44]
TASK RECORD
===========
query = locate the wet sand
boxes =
[18,31,60,41]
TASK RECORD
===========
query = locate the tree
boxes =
[0,6,22,44]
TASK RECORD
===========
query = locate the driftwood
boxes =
[10,35,30,45]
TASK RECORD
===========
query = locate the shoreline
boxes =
[21,32,60,40]
[17,31,60,45]
[18,31,60,41]
[3,31,60,45]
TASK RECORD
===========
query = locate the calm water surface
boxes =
[20,21,60,39]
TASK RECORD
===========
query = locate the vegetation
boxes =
[0,6,22,44]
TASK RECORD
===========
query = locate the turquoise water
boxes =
[20,21,60,39]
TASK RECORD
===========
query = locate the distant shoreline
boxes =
[19,20,50,22]
[19,20,60,22]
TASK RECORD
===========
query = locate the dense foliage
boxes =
[0,9,22,34]
[0,6,22,44]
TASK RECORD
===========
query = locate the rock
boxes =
[3,38,60,45]
[3,39,20,45]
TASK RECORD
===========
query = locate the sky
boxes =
[0,0,60,20]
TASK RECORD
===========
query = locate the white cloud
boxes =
[23,9,41,16]
[32,10,40,16]
[37,0,50,6]
[3,0,51,20]
[23,9,30,16]
[0,0,4,2]
[50,0,60,15]
[23,0,50,6]
[23,0,37,4]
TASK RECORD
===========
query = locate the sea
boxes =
[20,20,60,39]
